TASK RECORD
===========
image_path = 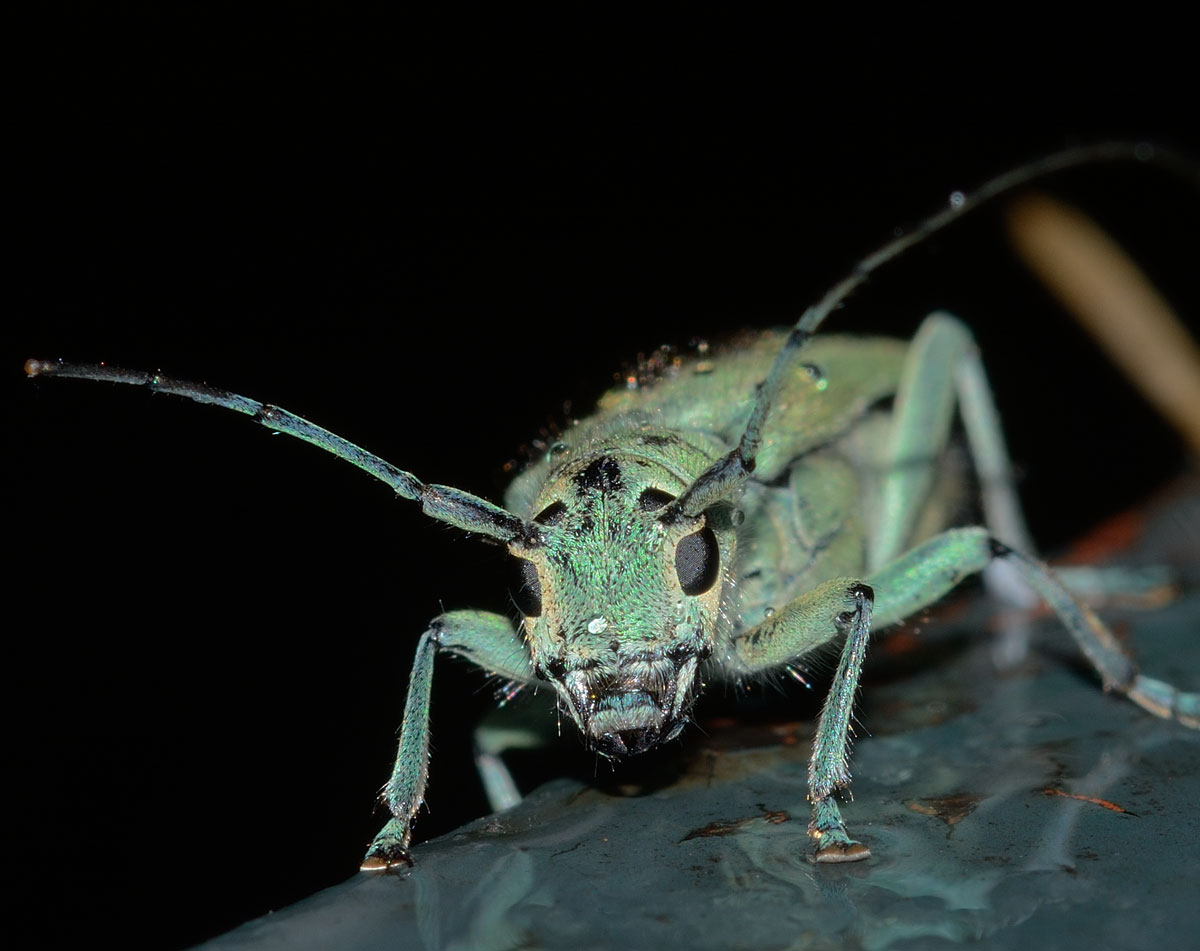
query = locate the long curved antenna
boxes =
[24,358,533,546]
[669,142,1200,518]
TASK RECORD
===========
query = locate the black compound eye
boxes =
[675,525,719,595]
[637,488,676,512]
[511,557,543,616]
[534,501,567,526]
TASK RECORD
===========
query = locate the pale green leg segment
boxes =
[875,313,1186,657]
[871,529,1200,726]
[870,311,1033,570]
[872,311,1043,677]
[474,700,560,812]
[361,610,536,872]
[925,318,1174,607]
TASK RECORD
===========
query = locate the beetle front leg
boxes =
[730,578,876,862]
[360,610,536,872]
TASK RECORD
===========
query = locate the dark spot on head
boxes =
[574,456,623,494]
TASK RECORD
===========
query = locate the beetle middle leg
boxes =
[868,528,1200,728]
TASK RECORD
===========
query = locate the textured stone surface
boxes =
[201,571,1200,951]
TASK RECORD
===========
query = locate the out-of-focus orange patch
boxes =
[1061,508,1147,564]
[1041,787,1136,815]
[876,628,921,658]
[905,793,980,826]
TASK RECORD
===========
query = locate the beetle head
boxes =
[511,452,732,757]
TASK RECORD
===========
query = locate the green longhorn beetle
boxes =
[25,144,1200,870]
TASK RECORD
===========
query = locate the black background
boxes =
[9,11,1199,949]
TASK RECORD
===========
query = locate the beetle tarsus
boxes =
[814,841,872,864]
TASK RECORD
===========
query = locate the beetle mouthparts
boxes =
[586,687,684,757]
[594,723,663,757]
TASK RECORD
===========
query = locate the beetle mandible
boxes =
[25,142,1200,870]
